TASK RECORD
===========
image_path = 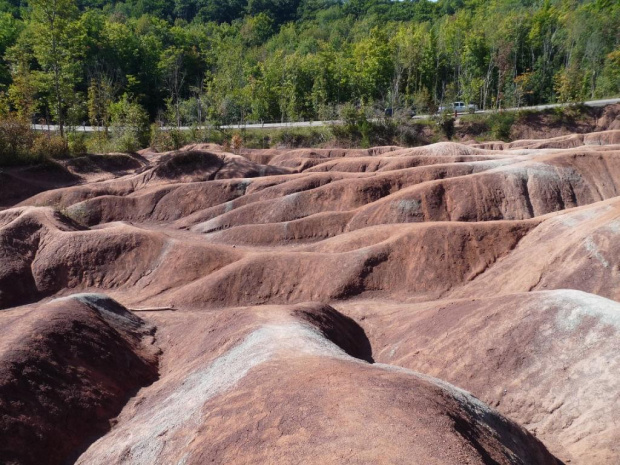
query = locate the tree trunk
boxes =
[54,65,63,139]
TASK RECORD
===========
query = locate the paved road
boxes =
[32,98,620,133]
[473,97,620,115]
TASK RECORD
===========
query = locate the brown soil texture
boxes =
[0,294,158,465]
[3,128,620,464]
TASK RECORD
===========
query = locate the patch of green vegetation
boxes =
[330,105,398,148]
[458,114,486,124]
[411,118,436,126]
[548,103,592,125]
[0,100,609,168]
[0,116,75,166]
[434,110,456,140]
[240,127,331,149]
[486,112,516,141]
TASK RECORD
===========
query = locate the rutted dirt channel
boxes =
[2,125,620,464]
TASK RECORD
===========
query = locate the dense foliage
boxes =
[0,0,618,130]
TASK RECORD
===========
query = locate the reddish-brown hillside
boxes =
[3,128,620,464]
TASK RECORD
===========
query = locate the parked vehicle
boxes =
[437,101,478,113]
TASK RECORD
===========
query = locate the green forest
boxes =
[0,0,618,135]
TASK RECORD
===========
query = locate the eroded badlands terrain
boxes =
[2,118,620,464]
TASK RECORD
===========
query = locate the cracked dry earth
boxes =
[2,127,620,465]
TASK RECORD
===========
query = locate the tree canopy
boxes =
[0,0,618,127]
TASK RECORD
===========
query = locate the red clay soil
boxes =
[75,303,559,465]
[338,290,620,464]
[2,124,620,464]
[0,294,158,465]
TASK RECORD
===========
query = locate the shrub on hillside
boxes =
[85,131,113,154]
[231,132,243,152]
[435,110,455,140]
[68,133,88,156]
[33,134,69,159]
[272,128,328,148]
[332,104,397,147]
[0,115,39,165]
[151,126,188,151]
[488,112,516,141]
[396,124,424,146]
[0,113,76,165]
[109,95,150,152]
